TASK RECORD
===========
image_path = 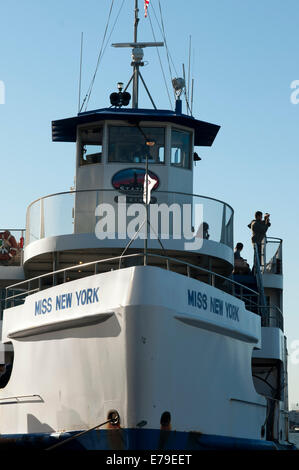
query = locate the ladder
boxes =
[253,243,267,322]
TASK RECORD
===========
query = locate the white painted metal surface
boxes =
[0,266,267,439]
[252,327,285,361]
[262,273,283,289]
[23,233,234,266]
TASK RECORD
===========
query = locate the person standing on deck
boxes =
[248,211,271,267]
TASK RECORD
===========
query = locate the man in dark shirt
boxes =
[248,211,271,266]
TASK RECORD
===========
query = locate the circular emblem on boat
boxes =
[111,168,159,194]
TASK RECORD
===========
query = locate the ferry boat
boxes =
[0,1,295,451]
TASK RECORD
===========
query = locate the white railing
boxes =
[5,252,259,313]
[262,237,283,275]
[25,190,234,249]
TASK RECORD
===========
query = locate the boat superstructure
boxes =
[0,1,294,450]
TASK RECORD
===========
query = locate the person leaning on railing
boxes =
[195,222,210,240]
[248,211,271,265]
[233,242,251,274]
[0,230,18,265]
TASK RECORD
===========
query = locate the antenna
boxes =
[182,63,192,115]
[182,63,186,89]
[191,78,194,115]
[182,63,187,113]
[78,32,84,114]
[187,35,191,107]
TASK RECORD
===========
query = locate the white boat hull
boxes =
[0,266,272,446]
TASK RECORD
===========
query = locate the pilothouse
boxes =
[0,0,295,451]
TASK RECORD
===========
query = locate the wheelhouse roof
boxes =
[52,107,220,147]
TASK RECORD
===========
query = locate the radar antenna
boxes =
[112,0,164,108]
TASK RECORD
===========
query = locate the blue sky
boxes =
[0,0,298,405]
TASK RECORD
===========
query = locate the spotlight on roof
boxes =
[172,77,185,98]
[110,92,120,106]
[110,83,131,107]
[121,92,131,106]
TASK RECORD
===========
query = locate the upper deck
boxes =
[24,188,234,276]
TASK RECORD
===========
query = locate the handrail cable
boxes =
[6,253,259,296]
[156,0,178,76]
[80,0,115,112]
[80,0,126,112]
[0,229,25,232]
[150,1,177,83]
[148,10,172,109]
[5,253,259,310]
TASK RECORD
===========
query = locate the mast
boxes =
[133,0,140,108]
[112,0,163,110]
[78,32,84,113]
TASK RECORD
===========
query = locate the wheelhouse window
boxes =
[108,126,165,164]
[171,128,192,169]
[79,126,103,165]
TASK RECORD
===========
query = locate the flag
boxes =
[143,173,156,204]
[144,0,150,17]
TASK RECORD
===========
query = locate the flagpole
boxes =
[134,0,139,42]
[144,151,149,265]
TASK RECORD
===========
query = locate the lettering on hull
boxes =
[34,288,99,316]
[188,289,239,322]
